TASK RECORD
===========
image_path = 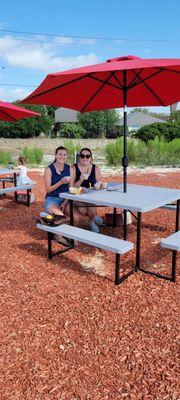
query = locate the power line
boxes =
[0,83,36,87]
[0,28,180,43]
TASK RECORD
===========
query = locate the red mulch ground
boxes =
[0,171,180,400]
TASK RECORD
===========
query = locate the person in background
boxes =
[44,146,70,216]
[70,147,103,232]
[16,156,34,186]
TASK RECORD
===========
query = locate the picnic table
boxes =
[0,168,19,201]
[61,183,180,281]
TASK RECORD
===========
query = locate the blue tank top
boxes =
[46,163,70,198]
[74,163,96,188]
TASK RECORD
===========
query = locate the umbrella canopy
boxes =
[22,55,180,191]
[0,100,40,122]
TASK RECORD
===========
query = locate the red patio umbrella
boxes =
[22,55,180,192]
[0,100,40,122]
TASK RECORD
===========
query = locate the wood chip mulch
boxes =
[0,171,180,400]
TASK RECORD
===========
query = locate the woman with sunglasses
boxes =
[70,147,103,232]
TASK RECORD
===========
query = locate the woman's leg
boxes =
[87,206,97,221]
[45,197,64,216]
[46,204,64,216]
[65,203,86,225]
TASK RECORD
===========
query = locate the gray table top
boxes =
[60,183,180,213]
[0,168,19,175]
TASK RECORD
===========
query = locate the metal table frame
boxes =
[61,184,180,282]
[0,168,19,202]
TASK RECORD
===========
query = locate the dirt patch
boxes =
[0,171,180,399]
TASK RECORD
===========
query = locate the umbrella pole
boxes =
[122,70,128,193]
[122,71,128,240]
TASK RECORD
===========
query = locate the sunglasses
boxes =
[80,154,91,159]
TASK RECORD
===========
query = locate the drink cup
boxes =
[83,173,89,180]
[94,182,101,190]
[101,182,108,189]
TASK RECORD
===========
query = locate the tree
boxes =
[0,103,54,138]
[77,109,120,138]
[169,110,180,123]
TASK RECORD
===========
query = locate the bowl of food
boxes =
[41,214,56,226]
[41,214,68,226]
[69,186,85,194]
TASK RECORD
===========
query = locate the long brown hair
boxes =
[18,156,27,165]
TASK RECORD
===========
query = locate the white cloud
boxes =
[78,38,97,46]
[0,86,30,102]
[0,35,99,72]
[54,36,74,45]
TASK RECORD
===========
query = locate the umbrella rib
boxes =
[89,74,123,90]
[24,74,92,101]
[81,72,115,112]
[128,68,144,88]
[25,72,122,102]
[129,68,164,90]
[111,71,124,89]
[131,69,166,106]
[162,67,180,74]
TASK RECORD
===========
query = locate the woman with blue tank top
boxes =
[44,146,70,216]
[69,148,103,233]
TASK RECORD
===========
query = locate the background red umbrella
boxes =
[0,100,40,122]
[22,55,180,192]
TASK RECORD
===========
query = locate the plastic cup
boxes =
[94,182,101,190]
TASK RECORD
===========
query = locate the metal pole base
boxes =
[115,253,134,285]
[48,232,74,260]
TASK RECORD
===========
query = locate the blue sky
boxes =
[0,0,180,113]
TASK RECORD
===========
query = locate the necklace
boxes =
[55,163,64,174]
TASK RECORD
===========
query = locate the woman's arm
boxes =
[44,167,68,194]
[95,165,102,182]
[69,165,84,188]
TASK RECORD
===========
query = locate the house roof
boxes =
[55,107,78,123]
[118,111,166,126]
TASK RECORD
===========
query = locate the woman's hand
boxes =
[61,176,70,185]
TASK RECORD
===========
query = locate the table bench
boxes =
[37,222,134,285]
[0,176,14,188]
[0,184,35,206]
[160,231,180,282]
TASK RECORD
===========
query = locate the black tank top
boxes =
[74,163,96,188]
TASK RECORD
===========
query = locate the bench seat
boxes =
[160,231,180,251]
[37,223,133,254]
[0,183,35,194]
[160,230,180,282]
[37,223,133,285]
[0,183,35,206]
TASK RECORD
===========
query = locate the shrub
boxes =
[58,123,86,139]
[0,150,12,166]
[105,126,125,139]
[136,122,180,142]
[22,146,43,165]
[64,141,81,164]
[105,137,180,166]
[105,138,123,166]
